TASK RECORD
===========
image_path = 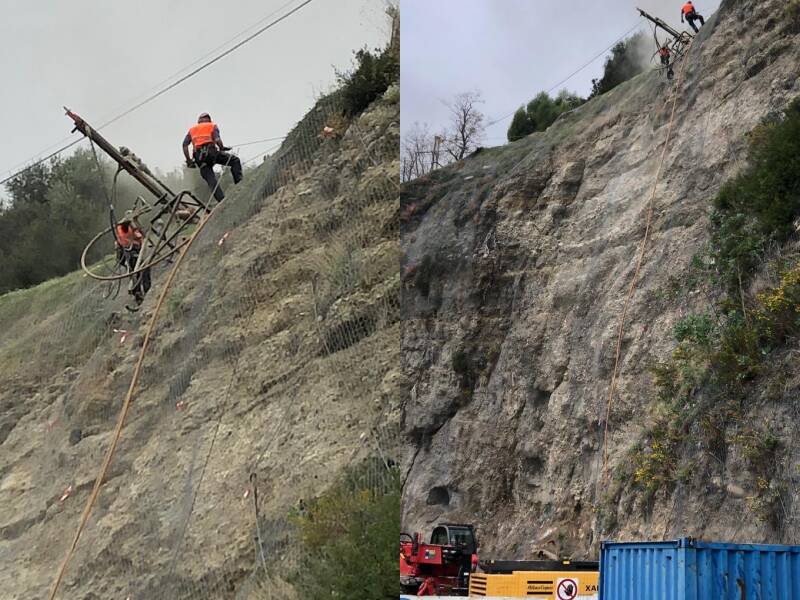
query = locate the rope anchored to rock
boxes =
[600,40,693,480]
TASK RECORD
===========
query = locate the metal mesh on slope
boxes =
[0,72,399,600]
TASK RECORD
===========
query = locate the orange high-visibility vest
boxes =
[116,224,142,249]
[659,47,670,57]
[682,2,695,16]
[188,122,217,150]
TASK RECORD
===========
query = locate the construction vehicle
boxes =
[637,7,694,80]
[400,523,478,596]
[66,109,212,307]
[470,559,599,599]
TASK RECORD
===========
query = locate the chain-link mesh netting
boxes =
[0,29,399,600]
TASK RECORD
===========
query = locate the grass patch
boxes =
[315,241,367,318]
[0,269,108,375]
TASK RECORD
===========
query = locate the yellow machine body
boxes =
[469,569,599,598]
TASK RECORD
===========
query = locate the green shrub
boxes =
[736,428,779,474]
[707,99,800,293]
[754,263,800,343]
[711,316,763,387]
[634,101,800,510]
[632,424,681,495]
[338,45,400,117]
[383,82,400,104]
[745,479,787,527]
[590,32,649,98]
[290,459,399,600]
[673,313,717,350]
[734,428,783,525]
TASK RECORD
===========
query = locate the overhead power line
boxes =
[0,139,84,187]
[242,141,285,166]
[97,0,315,131]
[487,19,644,127]
[0,0,315,188]
[234,136,287,148]
[93,0,301,128]
[1,0,301,183]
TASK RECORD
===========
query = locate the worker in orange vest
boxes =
[681,1,705,33]
[658,45,674,80]
[182,112,243,202]
[115,211,151,307]
[658,45,671,66]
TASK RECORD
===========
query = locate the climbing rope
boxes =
[49,88,398,596]
[47,155,233,600]
[600,41,693,478]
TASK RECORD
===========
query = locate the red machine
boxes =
[400,523,478,596]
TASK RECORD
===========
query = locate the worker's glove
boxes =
[186,158,196,168]
[221,146,232,151]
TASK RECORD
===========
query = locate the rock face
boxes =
[0,91,399,598]
[401,0,800,560]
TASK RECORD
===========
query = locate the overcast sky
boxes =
[0,0,390,186]
[401,0,722,146]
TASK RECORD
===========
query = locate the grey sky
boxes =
[401,0,721,146]
[0,0,390,184]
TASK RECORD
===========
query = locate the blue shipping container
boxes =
[599,538,800,600]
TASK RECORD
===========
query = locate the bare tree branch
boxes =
[444,91,486,161]
[401,122,436,182]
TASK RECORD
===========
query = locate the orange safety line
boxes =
[601,46,692,478]
[47,156,232,600]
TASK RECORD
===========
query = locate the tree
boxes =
[590,32,649,98]
[337,44,400,117]
[401,90,485,180]
[444,91,485,161]
[507,107,536,142]
[401,122,444,182]
[507,90,585,142]
[0,148,169,295]
[6,161,53,207]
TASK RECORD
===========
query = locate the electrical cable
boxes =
[0,0,314,187]
[486,19,644,127]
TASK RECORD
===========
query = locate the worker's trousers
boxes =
[123,249,151,301]
[686,12,704,33]
[197,149,243,202]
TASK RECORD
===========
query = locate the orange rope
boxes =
[47,162,229,599]
[600,48,692,477]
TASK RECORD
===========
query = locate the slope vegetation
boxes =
[0,76,399,597]
[401,0,800,559]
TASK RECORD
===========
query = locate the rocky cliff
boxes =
[0,83,399,597]
[401,0,800,560]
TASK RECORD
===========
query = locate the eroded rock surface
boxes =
[401,0,800,559]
